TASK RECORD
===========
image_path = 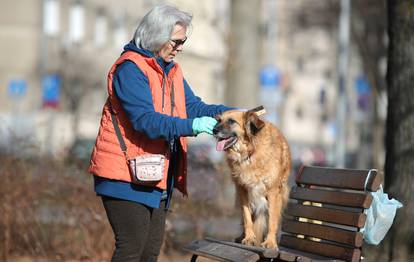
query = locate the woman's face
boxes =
[157,24,187,63]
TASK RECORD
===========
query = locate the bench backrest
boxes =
[280,165,382,262]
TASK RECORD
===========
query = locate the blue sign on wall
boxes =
[260,65,280,88]
[42,74,61,107]
[355,75,372,111]
[8,79,27,100]
[355,75,371,95]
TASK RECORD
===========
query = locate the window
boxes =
[94,10,108,47]
[113,14,127,49]
[43,0,60,36]
[69,2,85,43]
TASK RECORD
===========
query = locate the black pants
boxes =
[101,196,167,262]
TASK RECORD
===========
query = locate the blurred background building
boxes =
[0,0,386,169]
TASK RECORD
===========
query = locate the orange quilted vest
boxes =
[89,51,189,195]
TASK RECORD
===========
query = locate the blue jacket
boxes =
[94,42,232,209]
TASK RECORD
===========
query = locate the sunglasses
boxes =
[169,37,187,49]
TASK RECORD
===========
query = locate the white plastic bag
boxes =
[361,185,403,245]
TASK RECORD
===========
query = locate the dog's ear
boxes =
[244,111,265,136]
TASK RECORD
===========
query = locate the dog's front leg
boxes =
[261,188,281,249]
[237,186,257,246]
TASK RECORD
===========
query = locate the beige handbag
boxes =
[111,112,165,183]
[128,154,165,182]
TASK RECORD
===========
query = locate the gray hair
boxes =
[134,4,192,52]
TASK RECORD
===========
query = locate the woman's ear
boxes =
[244,111,265,137]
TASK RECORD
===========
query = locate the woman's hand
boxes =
[192,117,218,135]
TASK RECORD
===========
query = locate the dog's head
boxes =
[213,110,265,151]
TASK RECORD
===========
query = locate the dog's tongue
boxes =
[216,138,231,151]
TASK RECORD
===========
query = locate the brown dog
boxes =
[213,110,291,249]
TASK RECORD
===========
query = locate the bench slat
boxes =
[277,249,302,261]
[282,220,363,247]
[296,166,381,191]
[278,246,346,261]
[280,235,361,262]
[204,237,278,258]
[183,239,260,262]
[285,203,366,228]
[290,186,373,208]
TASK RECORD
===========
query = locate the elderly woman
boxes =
[89,4,233,262]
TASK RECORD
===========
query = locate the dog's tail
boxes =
[253,209,267,245]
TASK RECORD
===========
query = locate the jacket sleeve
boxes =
[184,79,234,119]
[113,61,194,141]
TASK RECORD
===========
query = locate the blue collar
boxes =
[123,41,175,75]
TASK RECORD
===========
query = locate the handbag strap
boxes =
[110,110,128,158]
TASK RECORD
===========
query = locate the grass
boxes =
[0,147,239,261]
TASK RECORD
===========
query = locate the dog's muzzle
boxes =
[213,128,238,151]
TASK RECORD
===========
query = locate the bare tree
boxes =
[291,1,387,169]
[383,1,414,261]
[59,48,103,139]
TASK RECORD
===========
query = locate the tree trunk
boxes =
[226,0,261,108]
[384,1,414,261]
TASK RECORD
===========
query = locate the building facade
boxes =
[0,0,376,168]
[0,0,229,154]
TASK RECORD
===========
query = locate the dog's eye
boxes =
[227,118,236,125]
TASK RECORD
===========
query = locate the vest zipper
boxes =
[162,74,166,112]
[170,81,175,116]
[162,70,175,116]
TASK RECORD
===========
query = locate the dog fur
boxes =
[213,110,291,249]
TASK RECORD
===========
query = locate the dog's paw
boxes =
[241,235,258,246]
[261,238,278,250]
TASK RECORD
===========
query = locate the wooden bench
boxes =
[183,165,382,262]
